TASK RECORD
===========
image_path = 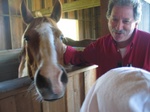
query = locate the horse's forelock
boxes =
[27,17,48,29]
[35,11,43,17]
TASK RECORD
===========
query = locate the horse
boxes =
[18,0,68,101]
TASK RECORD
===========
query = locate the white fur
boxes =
[21,61,28,77]
[35,22,58,65]
[81,67,150,112]
[34,61,43,100]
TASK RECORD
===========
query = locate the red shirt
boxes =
[64,29,150,78]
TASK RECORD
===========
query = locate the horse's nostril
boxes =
[36,73,51,89]
[60,66,68,84]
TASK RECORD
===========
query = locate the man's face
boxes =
[108,5,138,42]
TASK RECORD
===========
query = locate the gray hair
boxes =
[106,0,142,22]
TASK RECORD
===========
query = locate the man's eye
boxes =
[123,20,130,24]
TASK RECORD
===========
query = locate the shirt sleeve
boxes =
[64,41,100,66]
[64,46,77,65]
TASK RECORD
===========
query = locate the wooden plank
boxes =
[15,92,33,112]
[94,6,101,38]
[0,77,31,99]
[0,0,2,14]
[66,76,74,112]
[72,74,80,112]
[42,101,50,112]
[67,0,75,19]
[78,10,84,40]
[0,0,9,15]
[44,0,53,9]
[89,8,95,39]
[31,0,36,11]
[0,16,6,50]
[0,16,11,50]
[84,68,97,95]
[8,0,24,50]
[63,0,100,12]
[42,96,66,112]
[66,73,84,112]
[8,0,21,15]
[100,0,109,36]
[0,96,17,112]
[0,79,41,112]
[73,73,84,112]
[32,0,100,15]
[84,9,90,39]
[79,73,85,106]
[35,0,42,10]
[67,65,98,77]
[0,49,21,62]
[10,17,24,49]
[31,96,42,112]
[0,49,21,81]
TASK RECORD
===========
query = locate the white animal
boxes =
[81,67,150,112]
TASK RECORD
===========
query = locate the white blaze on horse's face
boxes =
[19,0,68,101]
[34,23,65,99]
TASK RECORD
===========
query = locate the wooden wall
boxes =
[30,0,101,40]
[0,0,101,50]
[0,0,26,50]
[99,0,109,36]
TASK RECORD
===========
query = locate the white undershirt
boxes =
[119,47,127,58]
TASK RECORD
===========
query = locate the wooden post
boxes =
[100,0,109,36]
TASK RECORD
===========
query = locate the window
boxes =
[144,0,150,4]
[57,19,79,40]
[138,0,150,33]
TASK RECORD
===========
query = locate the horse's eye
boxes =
[24,36,30,41]
[59,35,64,41]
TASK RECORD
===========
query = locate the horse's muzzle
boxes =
[34,65,68,101]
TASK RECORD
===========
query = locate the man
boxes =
[59,0,150,78]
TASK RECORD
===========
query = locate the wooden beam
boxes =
[100,0,109,36]
[63,0,100,12]
[32,0,100,16]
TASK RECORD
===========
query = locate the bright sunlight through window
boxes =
[57,19,79,40]
[144,0,150,4]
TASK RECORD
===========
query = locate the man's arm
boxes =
[62,37,96,47]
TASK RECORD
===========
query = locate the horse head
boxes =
[19,0,68,101]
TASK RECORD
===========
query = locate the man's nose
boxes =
[116,20,123,30]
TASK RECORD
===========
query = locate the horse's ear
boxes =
[50,0,62,22]
[20,0,34,24]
